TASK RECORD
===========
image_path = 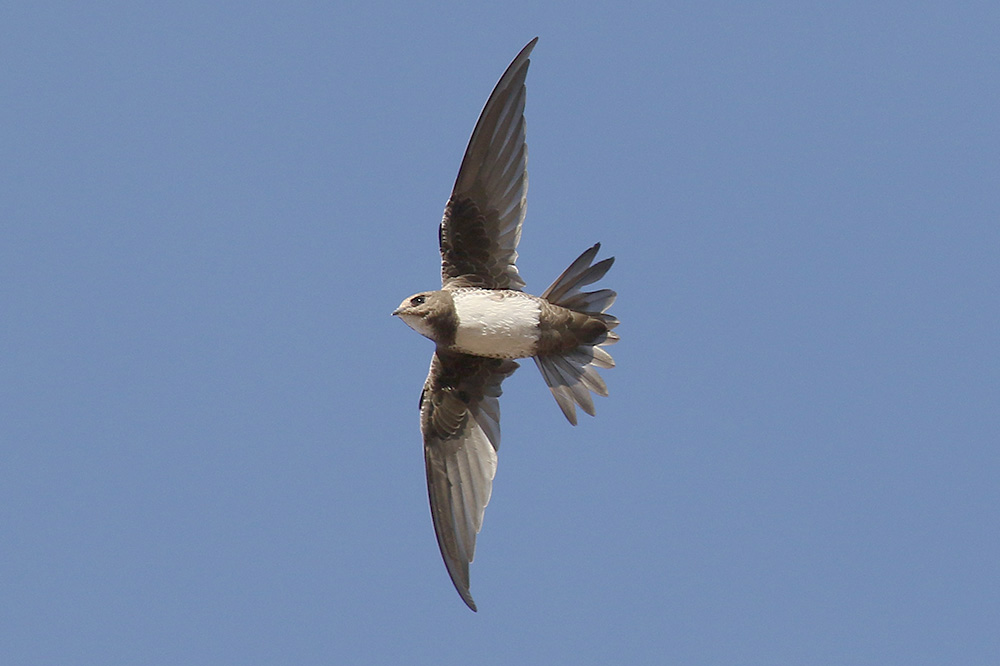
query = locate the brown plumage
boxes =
[393,38,619,611]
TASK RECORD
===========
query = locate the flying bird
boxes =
[393,38,619,611]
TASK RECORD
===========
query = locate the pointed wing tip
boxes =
[451,576,478,611]
[511,38,538,70]
[510,38,538,72]
[443,556,479,611]
[442,545,479,611]
[444,561,478,610]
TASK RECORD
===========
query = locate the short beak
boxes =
[391,308,401,316]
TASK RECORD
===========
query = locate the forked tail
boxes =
[534,243,619,425]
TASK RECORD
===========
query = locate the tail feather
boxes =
[552,354,596,416]
[540,244,598,300]
[599,331,620,345]
[534,356,580,425]
[542,244,615,304]
[536,244,619,425]
[562,348,609,395]
[561,288,617,316]
[587,345,615,368]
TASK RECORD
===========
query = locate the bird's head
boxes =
[392,290,454,343]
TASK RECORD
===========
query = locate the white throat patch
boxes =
[451,290,541,359]
[399,313,438,342]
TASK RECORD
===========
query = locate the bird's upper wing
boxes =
[439,38,536,290]
[420,349,519,611]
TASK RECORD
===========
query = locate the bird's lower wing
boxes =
[419,350,518,610]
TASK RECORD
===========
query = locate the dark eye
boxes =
[410,295,426,306]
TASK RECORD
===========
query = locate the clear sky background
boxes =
[3,2,998,664]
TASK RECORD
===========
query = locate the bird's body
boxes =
[393,38,619,611]
[397,288,543,359]
[451,289,541,359]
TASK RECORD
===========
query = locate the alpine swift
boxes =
[393,38,619,611]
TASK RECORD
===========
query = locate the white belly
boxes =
[451,290,541,359]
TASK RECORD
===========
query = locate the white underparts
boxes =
[452,290,541,359]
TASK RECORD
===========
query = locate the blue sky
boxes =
[3,1,998,663]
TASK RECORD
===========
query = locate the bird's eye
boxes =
[410,295,426,306]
